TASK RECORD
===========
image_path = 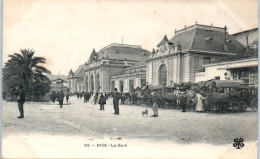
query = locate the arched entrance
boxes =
[85,76,88,92]
[91,75,94,92]
[159,64,167,87]
[96,74,100,93]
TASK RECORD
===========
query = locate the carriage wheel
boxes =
[220,105,227,113]
[164,100,170,108]
[208,103,215,112]
[136,98,141,105]
[228,103,237,112]
[125,98,130,104]
[146,99,153,106]
[238,101,247,111]
[251,98,258,111]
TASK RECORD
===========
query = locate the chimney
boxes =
[223,26,228,51]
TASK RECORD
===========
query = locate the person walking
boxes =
[76,92,79,99]
[94,93,98,104]
[105,93,108,99]
[84,92,87,103]
[86,92,91,102]
[59,90,65,108]
[66,92,69,103]
[176,90,181,108]
[15,85,26,118]
[98,93,106,110]
[112,88,121,115]
[50,91,56,103]
[121,93,125,104]
[151,92,159,117]
[80,92,83,99]
[180,92,187,112]
[2,90,7,100]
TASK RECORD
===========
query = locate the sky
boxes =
[3,0,258,75]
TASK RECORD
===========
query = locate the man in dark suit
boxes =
[59,90,65,108]
[112,88,121,115]
[15,85,26,118]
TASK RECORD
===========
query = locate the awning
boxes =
[218,64,258,70]
[215,80,244,88]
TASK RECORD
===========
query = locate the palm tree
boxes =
[3,49,51,100]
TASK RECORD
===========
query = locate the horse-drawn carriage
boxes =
[135,86,154,106]
[203,80,258,112]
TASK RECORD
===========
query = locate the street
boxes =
[2,96,258,158]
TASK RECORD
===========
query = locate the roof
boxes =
[47,75,68,82]
[232,28,258,37]
[169,25,245,54]
[73,66,84,77]
[51,78,68,83]
[213,48,258,63]
[86,43,151,64]
[218,64,258,70]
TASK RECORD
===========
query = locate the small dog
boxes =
[141,109,148,117]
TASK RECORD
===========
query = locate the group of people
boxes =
[50,91,69,108]
[13,83,208,119]
[75,89,120,114]
[175,89,208,112]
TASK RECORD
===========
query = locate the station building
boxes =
[195,28,258,86]
[146,24,245,87]
[81,43,150,93]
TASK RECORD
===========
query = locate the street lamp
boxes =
[151,48,155,85]
[224,72,228,79]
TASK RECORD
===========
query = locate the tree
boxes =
[3,49,52,101]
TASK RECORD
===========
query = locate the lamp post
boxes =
[224,72,228,80]
[151,48,155,86]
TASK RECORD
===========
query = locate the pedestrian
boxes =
[105,93,108,99]
[50,91,56,103]
[121,93,125,104]
[80,92,83,99]
[76,92,79,99]
[98,93,107,110]
[176,90,181,108]
[87,92,91,102]
[84,92,87,103]
[59,90,65,108]
[66,92,69,103]
[133,91,137,104]
[112,88,121,115]
[151,92,159,117]
[15,85,26,118]
[94,93,98,104]
[196,91,207,112]
[2,90,7,100]
[180,92,187,112]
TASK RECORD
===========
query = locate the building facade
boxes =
[146,24,245,87]
[83,43,150,93]
[68,65,84,93]
[196,28,258,84]
[195,58,258,85]
[110,65,147,93]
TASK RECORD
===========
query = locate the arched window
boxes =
[159,64,167,86]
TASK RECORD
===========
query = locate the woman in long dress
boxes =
[151,92,159,117]
[196,92,206,112]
